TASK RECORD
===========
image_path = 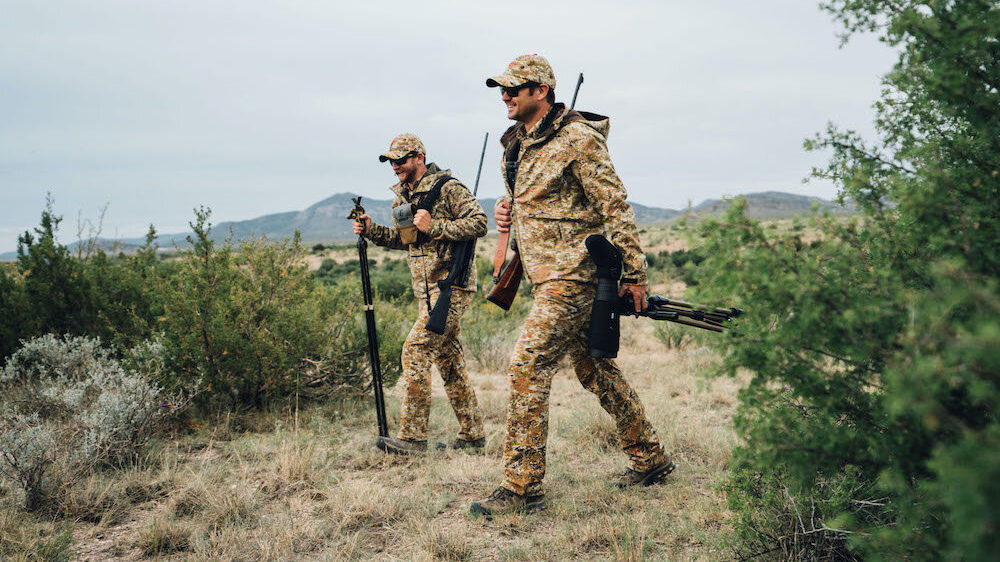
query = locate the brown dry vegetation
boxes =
[39,318,739,561]
[2,223,746,561]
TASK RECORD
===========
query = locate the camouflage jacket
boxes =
[366,163,487,299]
[499,103,647,286]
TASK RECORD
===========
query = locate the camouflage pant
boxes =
[502,279,667,497]
[396,288,485,442]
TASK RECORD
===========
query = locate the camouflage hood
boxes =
[496,101,647,286]
[500,103,610,151]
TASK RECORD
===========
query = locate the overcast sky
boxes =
[0,0,897,253]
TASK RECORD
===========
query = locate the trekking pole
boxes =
[347,197,389,438]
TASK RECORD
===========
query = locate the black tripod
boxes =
[348,197,389,438]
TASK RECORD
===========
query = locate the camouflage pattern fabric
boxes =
[498,103,648,286]
[396,287,484,442]
[379,133,426,162]
[366,163,488,301]
[490,97,666,496]
[364,162,486,443]
[502,280,668,497]
[486,54,557,88]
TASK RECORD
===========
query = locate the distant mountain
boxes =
[0,190,853,260]
[632,201,682,223]
[691,191,856,218]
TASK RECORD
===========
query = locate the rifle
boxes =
[347,197,390,438]
[586,234,742,358]
[486,238,522,311]
[424,132,489,334]
[488,72,585,310]
[570,72,584,109]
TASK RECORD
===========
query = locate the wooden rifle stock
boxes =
[486,251,522,311]
[492,230,510,280]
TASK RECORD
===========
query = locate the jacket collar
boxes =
[391,162,449,198]
[499,103,609,150]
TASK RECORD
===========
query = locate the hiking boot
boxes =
[375,436,427,455]
[435,437,486,451]
[611,460,676,488]
[469,486,544,518]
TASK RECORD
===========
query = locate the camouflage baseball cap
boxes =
[378,133,425,162]
[486,54,556,89]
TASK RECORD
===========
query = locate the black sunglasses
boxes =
[388,151,416,166]
[501,83,535,98]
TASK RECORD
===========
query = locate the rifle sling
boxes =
[413,175,454,246]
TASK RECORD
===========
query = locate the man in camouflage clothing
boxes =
[352,133,487,455]
[470,55,674,517]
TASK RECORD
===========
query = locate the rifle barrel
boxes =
[570,73,584,110]
[473,132,488,197]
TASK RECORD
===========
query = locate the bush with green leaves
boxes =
[155,208,408,410]
[315,255,413,301]
[312,278,410,396]
[82,226,166,351]
[692,1,1000,559]
[7,198,98,354]
[0,334,181,511]
[0,264,30,360]
[646,247,706,288]
[2,202,411,413]
[0,198,165,361]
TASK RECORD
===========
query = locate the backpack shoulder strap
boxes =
[416,176,453,212]
[413,175,454,246]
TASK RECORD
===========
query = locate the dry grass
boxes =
[3,224,744,560]
[12,316,739,561]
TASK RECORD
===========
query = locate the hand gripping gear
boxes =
[585,234,744,358]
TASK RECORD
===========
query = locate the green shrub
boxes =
[645,247,705,288]
[0,203,164,361]
[653,323,689,350]
[2,203,409,413]
[155,208,408,410]
[82,226,165,350]
[318,278,410,393]
[315,256,412,301]
[12,197,98,347]
[694,1,1000,558]
[0,264,29,360]
[156,209,328,408]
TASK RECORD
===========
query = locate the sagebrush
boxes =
[0,334,182,511]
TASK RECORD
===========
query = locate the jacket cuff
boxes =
[428,220,443,239]
[366,222,386,242]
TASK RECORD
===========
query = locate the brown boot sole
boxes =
[469,495,544,519]
[613,461,677,489]
[375,436,427,455]
[640,461,676,486]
